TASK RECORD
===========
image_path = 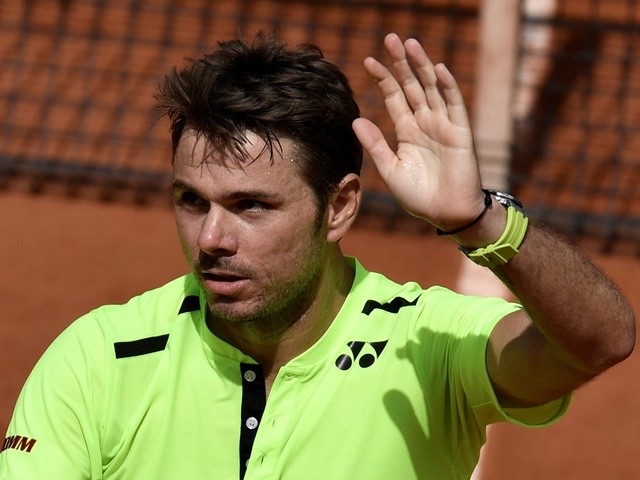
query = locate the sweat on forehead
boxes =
[176,128,299,168]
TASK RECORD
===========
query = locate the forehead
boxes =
[176,128,297,166]
[173,129,309,191]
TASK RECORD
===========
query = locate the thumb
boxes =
[352,118,397,180]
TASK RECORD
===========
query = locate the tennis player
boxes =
[0,32,634,479]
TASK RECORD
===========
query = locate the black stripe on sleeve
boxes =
[114,334,169,359]
[362,295,420,316]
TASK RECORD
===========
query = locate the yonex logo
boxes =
[362,295,419,315]
[1,435,37,454]
[335,340,388,370]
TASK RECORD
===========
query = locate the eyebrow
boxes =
[169,178,281,202]
[169,179,194,193]
[169,179,203,199]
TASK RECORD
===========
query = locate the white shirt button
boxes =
[246,417,259,429]
[244,370,257,382]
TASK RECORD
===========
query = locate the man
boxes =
[0,32,635,479]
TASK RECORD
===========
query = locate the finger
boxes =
[362,56,414,127]
[352,117,398,180]
[404,38,446,112]
[383,33,429,114]
[433,63,471,129]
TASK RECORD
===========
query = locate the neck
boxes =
[208,251,355,379]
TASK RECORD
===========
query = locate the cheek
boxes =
[261,220,311,253]
[242,225,308,276]
[263,225,323,270]
[174,216,200,258]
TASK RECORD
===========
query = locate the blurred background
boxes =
[1,1,639,478]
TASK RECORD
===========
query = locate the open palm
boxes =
[353,33,485,232]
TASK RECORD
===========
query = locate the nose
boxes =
[197,206,237,256]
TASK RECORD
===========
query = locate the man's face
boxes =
[172,129,328,327]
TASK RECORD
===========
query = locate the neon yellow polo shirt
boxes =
[0,258,568,479]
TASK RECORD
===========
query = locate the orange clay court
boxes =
[1,188,639,479]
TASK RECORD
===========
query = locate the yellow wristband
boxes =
[460,205,529,267]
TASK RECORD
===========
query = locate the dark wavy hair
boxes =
[154,32,362,214]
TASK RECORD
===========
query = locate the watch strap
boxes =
[460,202,529,267]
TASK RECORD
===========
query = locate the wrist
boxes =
[458,191,529,268]
[435,190,494,237]
[451,196,508,248]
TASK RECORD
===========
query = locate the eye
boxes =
[236,199,268,212]
[173,189,208,210]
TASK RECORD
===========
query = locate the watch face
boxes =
[486,190,524,210]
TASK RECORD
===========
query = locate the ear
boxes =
[325,173,362,243]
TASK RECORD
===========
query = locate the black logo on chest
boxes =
[335,340,388,370]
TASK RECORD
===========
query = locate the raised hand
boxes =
[352,33,487,234]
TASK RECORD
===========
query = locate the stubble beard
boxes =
[203,242,326,338]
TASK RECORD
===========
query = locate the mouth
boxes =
[200,271,249,296]
[203,272,243,281]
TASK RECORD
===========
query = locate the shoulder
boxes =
[74,274,197,334]
[2,275,201,477]
[94,274,198,331]
[16,274,200,416]
[418,286,521,336]
[347,258,424,315]
[350,260,521,370]
[349,258,518,329]
[36,274,199,369]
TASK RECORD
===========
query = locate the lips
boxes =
[200,271,249,297]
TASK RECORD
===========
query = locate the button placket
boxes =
[247,367,310,478]
[239,363,266,479]
[246,416,259,430]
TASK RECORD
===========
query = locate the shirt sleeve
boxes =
[456,305,571,427]
[419,287,570,429]
[0,314,105,479]
[444,290,571,427]
[412,287,571,470]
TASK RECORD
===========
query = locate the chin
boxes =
[206,298,265,324]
